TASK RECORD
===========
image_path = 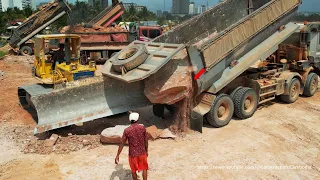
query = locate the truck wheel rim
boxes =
[244,95,254,112]
[311,79,316,93]
[23,50,28,54]
[217,102,230,120]
[291,83,298,98]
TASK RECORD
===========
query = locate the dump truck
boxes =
[8,0,71,55]
[62,1,163,62]
[18,0,320,134]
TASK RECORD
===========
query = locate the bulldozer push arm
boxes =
[18,77,150,134]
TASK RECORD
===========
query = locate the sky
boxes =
[36,0,320,13]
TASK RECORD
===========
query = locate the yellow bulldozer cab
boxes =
[33,34,96,85]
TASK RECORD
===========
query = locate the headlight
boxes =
[70,64,78,71]
[89,61,96,68]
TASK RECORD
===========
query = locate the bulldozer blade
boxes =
[18,77,151,134]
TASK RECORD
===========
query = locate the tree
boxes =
[122,4,139,22]
[128,4,137,16]
[23,5,33,17]
[293,13,320,22]
[157,16,166,26]
[138,7,149,21]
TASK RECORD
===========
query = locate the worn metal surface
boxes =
[206,23,299,94]
[153,0,250,45]
[194,8,298,95]
[279,71,304,95]
[190,93,216,133]
[102,41,185,83]
[80,43,129,51]
[177,0,300,95]
[200,0,301,70]
[9,0,70,48]
[18,77,150,134]
[87,2,124,27]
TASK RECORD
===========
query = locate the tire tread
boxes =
[303,73,318,97]
[233,87,258,119]
[206,94,234,128]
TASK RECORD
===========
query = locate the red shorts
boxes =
[128,154,149,173]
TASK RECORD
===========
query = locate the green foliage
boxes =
[293,13,320,22]
[157,16,166,26]
[0,6,36,35]
[23,5,33,17]
[0,51,7,58]
[0,1,161,35]
[122,5,157,22]
[156,12,178,26]
[51,0,107,31]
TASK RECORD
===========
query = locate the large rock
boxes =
[159,129,176,139]
[146,125,160,140]
[100,125,129,144]
[44,134,59,147]
[144,50,193,105]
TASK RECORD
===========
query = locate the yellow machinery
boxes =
[33,34,96,86]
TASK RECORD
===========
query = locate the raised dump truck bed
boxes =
[20,0,311,134]
[154,0,300,69]
[8,0,70,49]
[155,0,301,94]
[87,2,124,27]
[106,0,300,84]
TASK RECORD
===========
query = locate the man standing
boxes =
[52,43,65,70]
[115,112,149,180]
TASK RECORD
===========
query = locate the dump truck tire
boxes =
[206,94,234,128]
[153,104,165,118]
[230,86,243,102]
[20,45,33,55]
[233,87,258,119]
[112,45,148,73]
[165,105,176,114]
[281,78,300,103]
[303,73,318,97]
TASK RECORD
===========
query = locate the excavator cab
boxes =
[33,34,96,86]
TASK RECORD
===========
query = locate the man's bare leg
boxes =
[143,170,147,180]
[131,172,138,180]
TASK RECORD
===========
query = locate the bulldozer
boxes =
[32,34,96,86]
[18,34,97,129]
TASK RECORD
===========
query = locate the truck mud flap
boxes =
[18,77,150,134]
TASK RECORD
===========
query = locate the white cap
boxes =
[129,112,139,122]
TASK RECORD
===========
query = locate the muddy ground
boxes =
[0,55,320,180]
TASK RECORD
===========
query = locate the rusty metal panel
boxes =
[102,41,185,83]
[88,3,124,27]
[201,0,301,70]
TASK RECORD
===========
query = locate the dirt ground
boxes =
[0,55,320,180]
